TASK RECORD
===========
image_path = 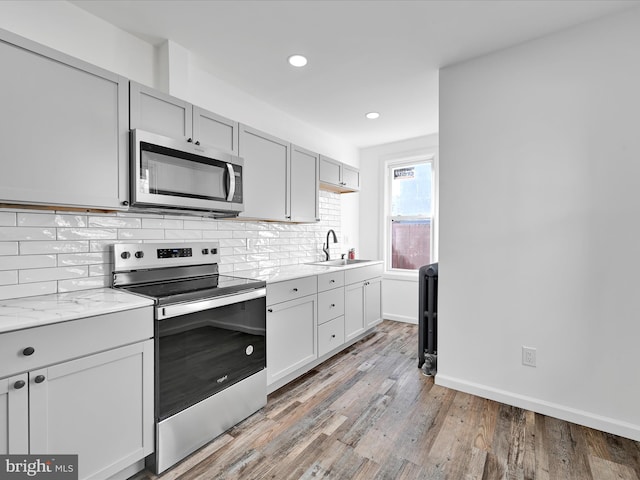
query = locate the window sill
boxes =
[383,269,419,282]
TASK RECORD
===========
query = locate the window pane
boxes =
[391,163,432,216]
[391,219,431,270]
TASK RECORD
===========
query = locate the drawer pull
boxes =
[330,303,336,307]
[34,375,46,384]
[267,308,273,313]
[22,347,35,356]
[14,380,26,390]
[331,334,336,338]
[329,279,335,283]
[292,288,298,293]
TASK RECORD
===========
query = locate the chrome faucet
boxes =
[322,229,338,260]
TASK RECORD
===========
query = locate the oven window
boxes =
[140,147,227,201]
[156,296,266,420]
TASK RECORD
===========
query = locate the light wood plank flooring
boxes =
[133,320,640,480]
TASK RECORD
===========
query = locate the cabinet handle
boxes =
[292,288,298,292]
[22,347,35,356]
[34,375,46,384]
[330,303,336,307]
[331,334,336,338]
[329,279,335,284]
[14,380,26,390]
[195,140,201,145]
[267,308,273,313]
[187,138,193,143]
[121,200,129,206]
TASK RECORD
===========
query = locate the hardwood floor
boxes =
[133,320,640,480]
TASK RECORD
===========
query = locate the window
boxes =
[386,158,434,271]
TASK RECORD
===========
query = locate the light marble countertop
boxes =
[0,288,154,334]
[234,260,383,283]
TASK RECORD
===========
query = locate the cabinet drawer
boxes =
[345,263,383,285]
[0,307,152,379]
[267,276,317,306]
[318,288,345,324]
[318,316,345,357]
[317,271,345,292]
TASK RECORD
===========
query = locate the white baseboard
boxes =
[383,313,417,324]
[435,374,640,442]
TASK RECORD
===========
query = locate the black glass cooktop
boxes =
[121,274,265,306]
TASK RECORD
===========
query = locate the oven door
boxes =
[156,289,266,421]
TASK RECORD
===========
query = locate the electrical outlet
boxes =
[522,346,536,367]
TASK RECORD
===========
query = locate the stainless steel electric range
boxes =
[112,241,266,474]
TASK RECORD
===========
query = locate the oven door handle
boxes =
[158,287,266,320]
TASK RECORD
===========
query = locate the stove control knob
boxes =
[120,251,131,260]
[135,251,144,259]
[202,248,209,255]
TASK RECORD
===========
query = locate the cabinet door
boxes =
[267,295,317,385]
[342,164,360,191]
[193,107,238,153]
[0,32,128,209]
[345,282,365,342]
[0,374,28,454]
[130,81,193,140]
[29,340,154,480]
[238,124,290,221]
[365,277,383,328]
[319,155,341,186]
[290,144,319,223]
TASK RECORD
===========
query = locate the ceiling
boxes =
[71,0,639,148]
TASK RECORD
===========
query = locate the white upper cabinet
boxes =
[130,82,238,154]
[0,28,128,210]
[238,124,290,222]
[319,155,360,193]
[290,144,320,223]
[238,125,320,223]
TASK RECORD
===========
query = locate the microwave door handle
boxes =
[226,163,236,202]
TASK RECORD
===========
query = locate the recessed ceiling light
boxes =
[288,54,308,67]
[365,112,380,120]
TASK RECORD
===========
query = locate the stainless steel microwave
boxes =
[130,129,243,216]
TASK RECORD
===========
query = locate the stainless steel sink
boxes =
[308,259,373,267]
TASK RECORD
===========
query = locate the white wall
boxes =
[0,1,155,86]
[359,134,439,323]
[438,7,640,441]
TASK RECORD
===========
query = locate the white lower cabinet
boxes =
[0,308,154,480]
[345,264,383,342]
[266,265,382,391]
[266,278,318,386]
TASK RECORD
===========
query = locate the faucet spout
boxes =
[323,229,338,261]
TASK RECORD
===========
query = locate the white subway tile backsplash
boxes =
[142,218,184,229]
[118,229,164,240]
[165,229,203,240]
[0,242,19,256]
[57,252,110,266]
[0,190,342,299]
[58,275,110,292]
[89,216,142,228]
[0,255,57,271]
[0,212,17,226]
[184,220,218,230]
[18,213,87,228]
[0,227,56,241]
[0,270,18,286]
[19,266,87,284]
[57,228,117,240]
[19,241,89,255]
[0,281,57,300]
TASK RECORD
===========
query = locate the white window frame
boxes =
[383,152,437,278]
